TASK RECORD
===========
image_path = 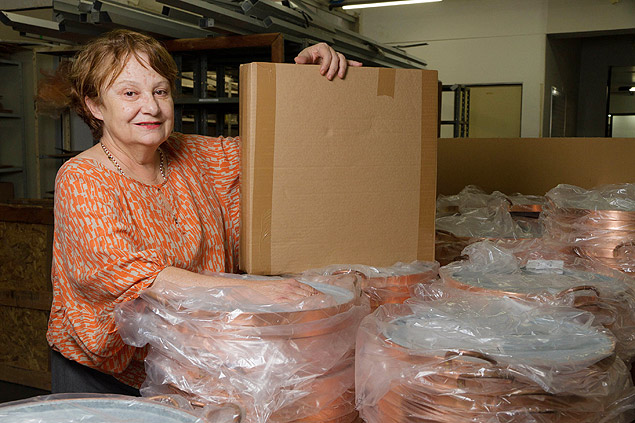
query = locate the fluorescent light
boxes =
[630,87,635,92]
[343,0,441,10]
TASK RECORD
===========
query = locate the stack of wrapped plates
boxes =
[301,261,438,311]
[0,394,241,423]
[542,184,635,275]
[440,262,635,360]
[356,295,635,423]
[116,273,368,423]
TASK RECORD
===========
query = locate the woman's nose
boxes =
[141,93,159,114]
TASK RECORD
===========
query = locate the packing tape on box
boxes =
[253,63,276,275]
[377,68,396,98]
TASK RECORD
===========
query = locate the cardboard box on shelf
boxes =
[239,63,438,275]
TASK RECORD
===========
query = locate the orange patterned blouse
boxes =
[47,132,240,388]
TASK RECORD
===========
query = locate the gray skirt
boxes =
[50,349,140,396]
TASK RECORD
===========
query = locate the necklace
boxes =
[100,141,178,226]
[100,142,166,182]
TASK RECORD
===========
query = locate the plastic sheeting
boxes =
[542,183,635,275]
[356,291,635,423]
[436,185,545,217]
[299,260,439,310]
[435,241,635,361]
[115,273,369,423]
[435,187,544,266]
[0,393,240,423]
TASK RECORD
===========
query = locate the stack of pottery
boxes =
[542,184,635,276]
[116,273,369,423]
[435,187,543,266]
[356,294,635,423]
[301,261,439,311]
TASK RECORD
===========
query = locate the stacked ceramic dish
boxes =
[437,241,635,361]
[356,293,635,423]
[542,183,635,276]
[115,273,368,423]
[0,393,241,423]
[300,261,439,311]
[435,187,543,266]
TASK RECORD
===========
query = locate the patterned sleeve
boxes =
[52,165,168,371]
[174,133,241,273]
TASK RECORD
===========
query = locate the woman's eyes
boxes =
[120,89,169,98]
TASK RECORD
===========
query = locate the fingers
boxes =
[293,54,309,65]
[282,279,320,296]
[294,42,362,80]
[262,279,320,303]
[316,43,335,78]
[337,52,348,79]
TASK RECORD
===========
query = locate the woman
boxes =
[43,29,361,395]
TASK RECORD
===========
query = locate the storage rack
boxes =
[164,33,286,137]
[0,0,428,70]
[441,84,470,138]
[0,58,27,198]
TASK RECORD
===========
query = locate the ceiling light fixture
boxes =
[342,0,441,10]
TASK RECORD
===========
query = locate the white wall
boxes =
[358,0,635,137]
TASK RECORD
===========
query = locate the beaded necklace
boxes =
[99,141,178,226]
[100,141,166,182]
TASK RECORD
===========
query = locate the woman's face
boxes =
[87,52,174,149]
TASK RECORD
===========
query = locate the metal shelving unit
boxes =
[441,84,470,138]
[0,58,27,198]
[164,33,287,138]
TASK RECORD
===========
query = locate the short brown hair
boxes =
[39,29,178,140]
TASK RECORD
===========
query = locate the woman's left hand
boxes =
[294,42,363,80]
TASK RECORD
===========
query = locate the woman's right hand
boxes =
[245,278,320,303]
[155,267,320,303]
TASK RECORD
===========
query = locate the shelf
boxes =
[174,97,239,105]
[0,166,23,174]
[0,59,19,67]
[0,113,21,118]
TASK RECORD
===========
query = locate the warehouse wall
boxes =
[577,35,635,137]
[544,36,581,137]
[358,0,635,137]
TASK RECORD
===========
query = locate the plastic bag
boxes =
[356,293,635,423]
[435,241,635,361]
[542,183,635,275]
[299,260,439,311]
[115,273,369,423]
[435,187,544,266]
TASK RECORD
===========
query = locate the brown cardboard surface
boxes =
[240,63,438,275]
[437,137,635,196]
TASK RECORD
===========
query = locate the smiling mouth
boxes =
[136,122,162,126]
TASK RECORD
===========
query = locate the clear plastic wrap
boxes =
[545,184,635,212]
[0,393,240,423]
[436,185,545,217]
[356,293,635,423]
[435,208,542,266]
[115,273,369,423]
[436,185,510,216]
[434,241,635,361]
[542,183,635,275]
[299,260,439,311]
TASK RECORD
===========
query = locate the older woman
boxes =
[44,29,361,396]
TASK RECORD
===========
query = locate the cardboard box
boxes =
[239,63,438,275]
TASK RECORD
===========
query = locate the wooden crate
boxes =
[0,200,53,390]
